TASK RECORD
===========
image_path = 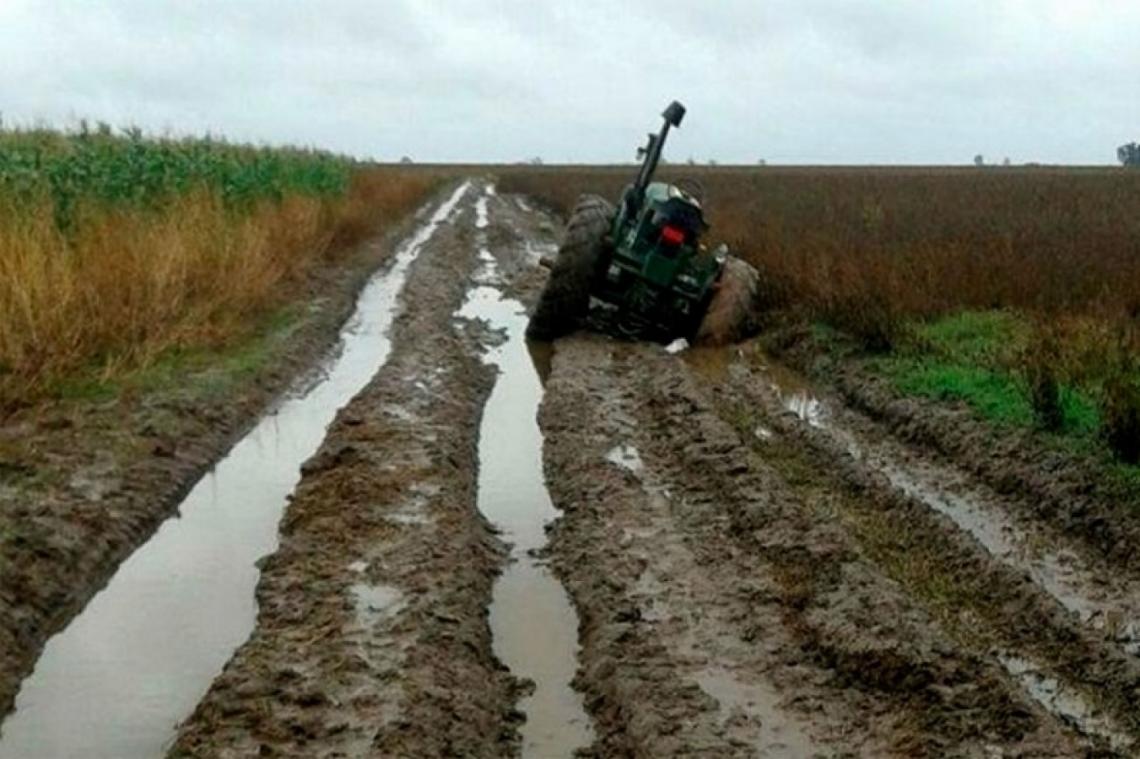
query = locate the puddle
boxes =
[999,654,1134,752]
[0,182,471,759]
[693,668,818,757]
[455,188,593,756]
[475,195,490,229]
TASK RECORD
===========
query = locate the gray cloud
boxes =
[1,0,1137,164]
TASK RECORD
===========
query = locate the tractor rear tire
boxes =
[526,194,614,341]
[693,256,760,345]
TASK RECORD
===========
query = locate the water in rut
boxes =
[0,183,470,759]
[457,193,593,756]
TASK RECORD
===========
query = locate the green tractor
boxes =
[526,100,758,345]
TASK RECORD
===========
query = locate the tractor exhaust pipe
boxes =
[630,100,685,209]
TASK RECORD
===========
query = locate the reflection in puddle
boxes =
[0,182,472,759]
[525,339,554,387]
[455,185,593,756]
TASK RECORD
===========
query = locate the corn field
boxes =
[0,126,434,409]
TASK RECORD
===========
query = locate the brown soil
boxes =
[0,186,449,718]
[540,338,1086,757]
[170,189,527,757]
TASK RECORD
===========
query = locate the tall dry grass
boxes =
[0,167,434,409]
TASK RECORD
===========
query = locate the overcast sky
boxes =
[2,1,1137,165]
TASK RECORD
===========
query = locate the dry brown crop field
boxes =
[500,165,1140,321]
[0,128,436,410]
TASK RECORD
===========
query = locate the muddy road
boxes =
[3,178,1140,757]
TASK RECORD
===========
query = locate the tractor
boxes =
[526,100,758,345]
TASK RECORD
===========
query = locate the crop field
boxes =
[0,126,435,409]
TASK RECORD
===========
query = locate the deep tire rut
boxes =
[170,185,523,757]
[542,338,1086,757]
[703,348,1140,755]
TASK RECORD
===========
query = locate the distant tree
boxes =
[973,154,985,167]
[686,156,697,166]
[529,156,543,166]
[399,156,414,164]
[757,158,767,166]
[1119,142,1140,167]
[708,158,718,166]
[1002,157,1011,167]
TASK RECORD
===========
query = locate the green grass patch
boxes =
[872,354,1101,437]
[876,357,1032,426]
[869,309,1103,439]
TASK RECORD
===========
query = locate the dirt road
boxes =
[5,178,1140,757]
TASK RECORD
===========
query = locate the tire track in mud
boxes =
[699,348,1140,755]
[541,337,1084,757]
[0,191,445,723]
[170,183,526,757]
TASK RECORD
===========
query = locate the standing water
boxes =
[456,194,593,755]
[0,182,470,759]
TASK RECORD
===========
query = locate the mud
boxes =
[702,346,1140,753]
[170,183,526,757]
[738,350,1140,662]
[0,183,446,720]
[8,179,1140,757]
[540,338,1082,757]
[774,330,1140,577]
[0,183,471,759]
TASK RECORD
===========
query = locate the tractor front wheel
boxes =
[526,194,614,341]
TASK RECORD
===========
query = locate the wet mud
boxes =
[458,187,594,756]
[0,184,449,721]
[7,178,1140,757]
[540,338,1085,757]
[0,183,472,759]
[701,346,1140,754]
[167,185,529,757]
